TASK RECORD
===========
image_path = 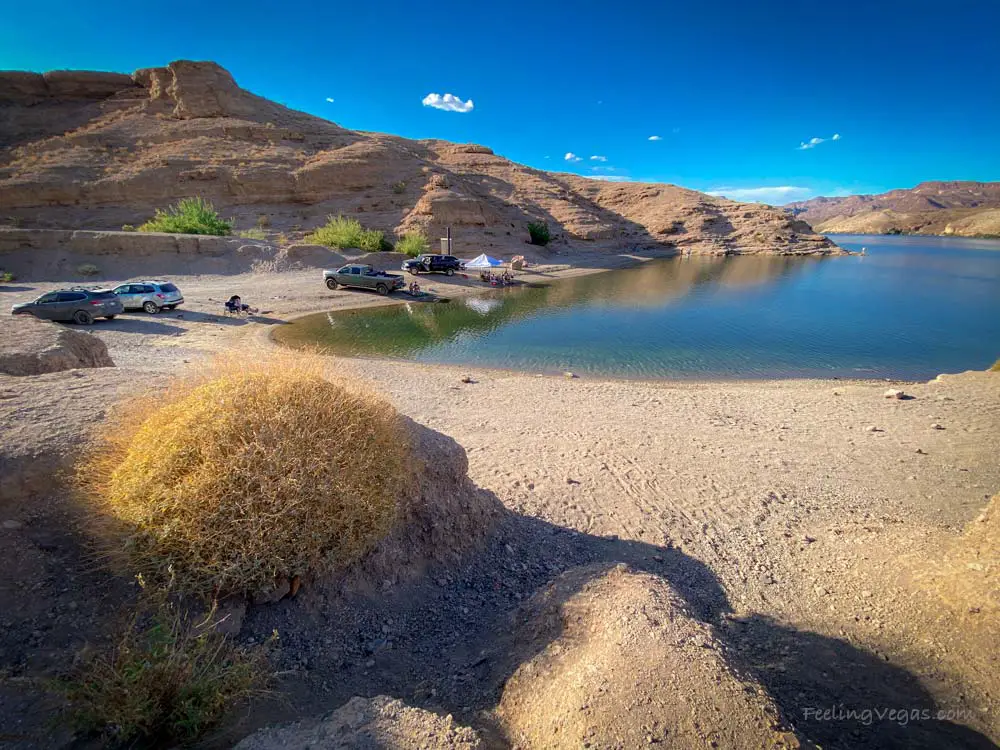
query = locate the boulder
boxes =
[0,315,114,376]
[232,695,481,749]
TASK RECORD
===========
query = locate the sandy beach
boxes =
[1,256,998,747]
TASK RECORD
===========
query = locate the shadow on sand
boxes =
[227,423,994,750]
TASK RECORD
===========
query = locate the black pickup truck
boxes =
[401,254,463,276]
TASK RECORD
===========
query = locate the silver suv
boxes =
[111,280,184,314]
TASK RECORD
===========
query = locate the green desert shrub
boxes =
[527,221,551,246]
[307,215,388,253]
[391,181,407,194]
[397,232,430,257]
[121,224,136,232]
[0,270,14,283]
[359,228,387,253]
[238,227,267,240]
[138,198,233,236]
[59,596,268,746]
[306,215,364,249]
[990,358,1000,372]
[77,263,100,277]
[75,352,409,598]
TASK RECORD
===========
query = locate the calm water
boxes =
[274,235,1000,380]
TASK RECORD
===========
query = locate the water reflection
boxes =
[275,255,808,360]
[273,242,1000,380]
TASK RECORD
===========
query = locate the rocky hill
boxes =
[788,181,1000,237]
[0,61,837,257]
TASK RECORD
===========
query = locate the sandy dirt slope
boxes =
[1,262,998,748]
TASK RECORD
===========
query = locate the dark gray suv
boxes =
[11,288,124,325]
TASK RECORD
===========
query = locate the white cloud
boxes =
[422,92,474,113]
[586,175,631,182]
[707,186,820,205]
[648,135,662,141]
[325,97,335,103]
[564,152,582,162]
[797,133,842,150]
[590,165,618,173]
[589,155,607,162]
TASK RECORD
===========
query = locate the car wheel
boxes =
[104,315,116,320]
[73,310,94,325]
[376,284,389,296]
[142,301,159,314]
[326,278,339,290]
[446,268,455,276]
[408,268,418,275]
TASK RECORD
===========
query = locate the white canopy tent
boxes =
[465,253,505,270]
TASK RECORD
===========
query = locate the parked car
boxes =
[111,280,184,314]
[11,287,123,324]
[324,265,405,295]
[401,254,463,276]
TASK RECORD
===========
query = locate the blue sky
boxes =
[3,0,998,204]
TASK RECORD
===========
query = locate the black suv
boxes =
[401,254,463,276]
[11,287,124,324]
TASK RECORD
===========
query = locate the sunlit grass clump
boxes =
[77,353,408,597]
[306,214,388,252]
[138,197,233,236]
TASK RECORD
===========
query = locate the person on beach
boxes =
[226,295,257,314]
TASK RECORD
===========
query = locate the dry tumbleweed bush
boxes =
[77,351,409,597]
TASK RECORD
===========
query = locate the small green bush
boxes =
[990,358,1000,373]
[391,181,407,195]
[238,227,267,240]
[59,597,268,746]
[307,216,387,252]
[397,232,429,257]
[121,224,136,232]
[306,215,365,249]
[527,221,551,246]
[0,270,14,283]
[78,263,100,277]
[138,198,233,236]
[359,229,386,253]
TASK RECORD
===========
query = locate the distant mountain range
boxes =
[788,181,1000,238]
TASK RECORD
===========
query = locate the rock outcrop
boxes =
[1,60,842,258]
[496,564,805,749]
[0,314,114,376]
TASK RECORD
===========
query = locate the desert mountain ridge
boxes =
[0,60,838,257]
[788,181,1000,238]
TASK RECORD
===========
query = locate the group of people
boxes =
[479,270,513,286]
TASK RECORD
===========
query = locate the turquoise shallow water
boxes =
[274,235,1000,380]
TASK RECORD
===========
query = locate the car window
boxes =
[56,292,86,302]
[138,285,155,293]
[112,285,128,294]
[92,291,117,300]
[336,266,349,274]
[350,267,361,275]
[159,283,179,293]
[37,293,59,303]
